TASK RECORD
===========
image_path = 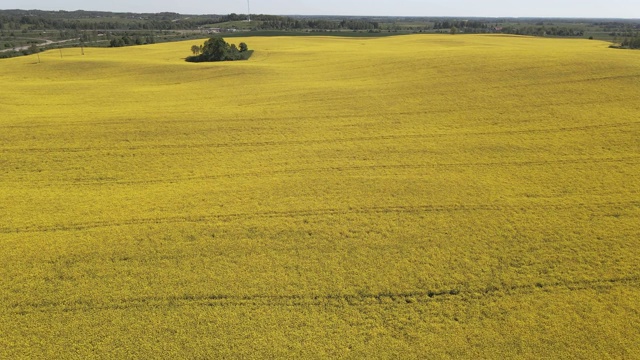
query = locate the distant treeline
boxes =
[0,10,223,31]
[239,15,379,31]
[433,20,488,30]
[615,34,640,49]
[501,26,584,37]
[2,9,640,47]
[0,10,379,31]
[2,10,640,37]
[109,34,156,47]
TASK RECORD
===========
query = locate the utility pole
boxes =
[247,0,251,22]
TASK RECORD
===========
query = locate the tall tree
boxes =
[201,37,231,61]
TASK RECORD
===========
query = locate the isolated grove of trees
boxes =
[620,34,640,49]
[186,37,251,62]
[609,34,640,49]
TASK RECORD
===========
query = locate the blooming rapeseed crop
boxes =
[0,35,639,358]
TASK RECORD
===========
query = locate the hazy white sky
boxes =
[1,0,639,18]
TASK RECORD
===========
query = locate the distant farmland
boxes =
[0,34,639,358]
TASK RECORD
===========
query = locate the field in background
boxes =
[1,35,639,357]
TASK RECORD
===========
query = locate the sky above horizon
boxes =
[1,0,639,18]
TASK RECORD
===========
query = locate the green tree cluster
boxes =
[434,20,487,30]
[0,9,225,31]
[186,37,251,62]
[501,25,585,37]
[621,35,640,49]
[109,35,155,47]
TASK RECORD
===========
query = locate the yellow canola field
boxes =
[1,35,639,358]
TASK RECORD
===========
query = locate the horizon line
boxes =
[2,9,639,20]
